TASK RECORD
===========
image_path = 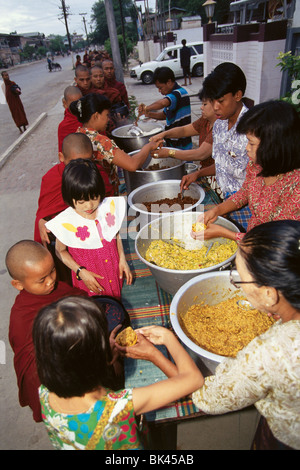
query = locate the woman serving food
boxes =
[192,100,300,242]
[121,220,300,450]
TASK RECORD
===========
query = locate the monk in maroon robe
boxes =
[102,59,130,108]
[6,241,86,422]
[34,134,112,246]
[1,71,28,132]
[58,86,82,152]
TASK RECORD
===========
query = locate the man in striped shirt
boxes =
[138,67,192,150]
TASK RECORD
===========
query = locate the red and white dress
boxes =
[46,197,126,299]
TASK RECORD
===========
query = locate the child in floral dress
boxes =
[46,159,132,299]
[33,296,203,450]
[69,93,162,196]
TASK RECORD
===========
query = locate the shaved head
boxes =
[6,240,50,281]
[61,133,93,163]
[63,86,82,107]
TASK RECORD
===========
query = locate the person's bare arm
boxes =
[55,238,104,293]
[153,141,212,162]
[131,326,204,415]
[150,123,198,142]
[112,140,163,172]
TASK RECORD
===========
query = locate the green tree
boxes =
[90,0,138,46]
[49,35,66,54]
[104,34,134,65]
[20,43,35,61]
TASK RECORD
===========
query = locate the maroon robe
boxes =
[58,108,81,152]
[104,78,129,108]
[3,78,28,128]
[8,282,86,422]
[90,86,123,105]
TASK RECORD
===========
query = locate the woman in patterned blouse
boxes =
[192,220,300,449]
[70,93,162,196]
[192,100,300,242]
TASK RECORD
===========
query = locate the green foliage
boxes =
[20,43,35,61]
[90,0,137,46]
[104,35,134,65]
[277,51,300,114]
[49,36,66,53]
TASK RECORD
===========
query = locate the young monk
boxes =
[57,86,82,153]
[34,132,110,247]
[6,240,86,422]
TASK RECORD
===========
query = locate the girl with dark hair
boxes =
[33,296,203,450]
[192,100,300,242]
[192,220,300,450]
[70,93,161,196]
[45,159,132,298]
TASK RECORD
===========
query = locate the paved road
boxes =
[0,55,75,155]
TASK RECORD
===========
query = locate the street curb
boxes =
[0,112,47,169]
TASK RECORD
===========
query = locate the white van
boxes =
[130,42,204,85]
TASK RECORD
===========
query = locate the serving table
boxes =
[120,177,221,448]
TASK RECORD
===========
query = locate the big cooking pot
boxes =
[111,121,164,153]
[135,212,238,296]
[170,271,239,374]
[124,150,197,194]
[128,180,205,229]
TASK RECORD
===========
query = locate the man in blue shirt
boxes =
[138,67,192,150]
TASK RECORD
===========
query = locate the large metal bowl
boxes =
[135,212,239,296]
[124,150,195,194]
[111,121,164,153]
[170,271,238,374]
[128,180,205,229]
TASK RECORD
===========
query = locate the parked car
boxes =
[130,42,204,85]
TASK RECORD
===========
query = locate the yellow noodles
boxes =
[180,296,275,357]
[145,239,237,270]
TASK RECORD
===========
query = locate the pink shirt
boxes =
[230,162,300,237]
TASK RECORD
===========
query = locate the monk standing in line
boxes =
[1,71,28,133]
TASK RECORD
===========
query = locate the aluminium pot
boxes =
[170,271,238,374]
[135,212,238,296]
[128,179,205,229]
[111,121,164,153]
[124,149,197,194]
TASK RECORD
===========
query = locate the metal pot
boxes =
[170,271,237,374]
[124,150,196,194]
[111,121,164,153]
[128,180,205,229]
[135,212,238,296]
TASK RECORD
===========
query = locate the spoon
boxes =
[205,242,213,256]
[236,300,255,310]
[128,125,144,136]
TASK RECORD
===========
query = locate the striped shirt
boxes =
[163,82,192,150]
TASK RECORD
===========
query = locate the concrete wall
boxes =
[203,22,287,104]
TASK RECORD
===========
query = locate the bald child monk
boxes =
[34,132,110,247]
[58,86,82,152]
[6,240,85,422]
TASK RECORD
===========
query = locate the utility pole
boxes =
[104,0,124,83]
[59,0,74,66]
[79,12,89,45]
[59,0,72,52]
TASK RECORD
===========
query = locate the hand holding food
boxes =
[115,326,137,347]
